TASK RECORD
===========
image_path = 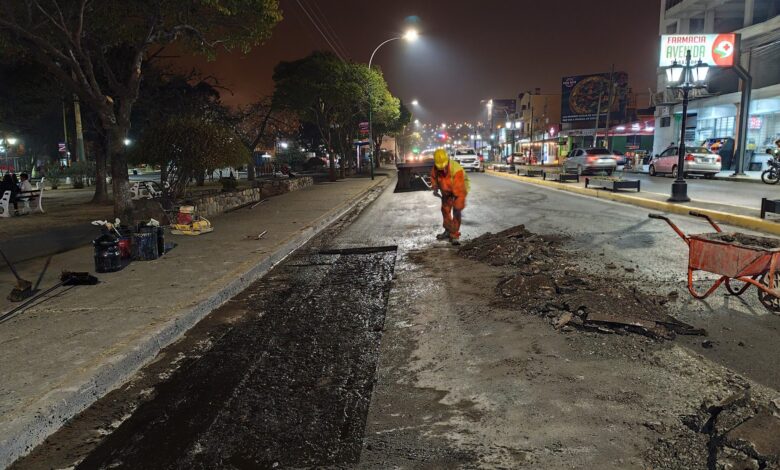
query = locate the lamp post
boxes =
[664,49,709,202]
[368,29,418,180]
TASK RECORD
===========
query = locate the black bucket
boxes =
[93,234,123,273]
[133,226,159,261]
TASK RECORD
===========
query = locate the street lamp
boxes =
[663,49,709,202]
[368,28,419,180]
[411,99,419,106]
[123,138,132,146]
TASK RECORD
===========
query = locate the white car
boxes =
[451,148,484,172]
[563,148,618,175]
[649,146,721,178]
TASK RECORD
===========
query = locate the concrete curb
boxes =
[1,175,391,469]
[487,170,780,236]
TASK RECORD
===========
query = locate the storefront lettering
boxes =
[665,45,706,61]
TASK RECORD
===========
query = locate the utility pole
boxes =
[593,88,604,147]
[73,93,86,162]
[604,65,616,150]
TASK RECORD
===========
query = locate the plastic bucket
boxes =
[93,235,122,273]
[133,227,159,261]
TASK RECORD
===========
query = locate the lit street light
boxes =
[411,99,419,106]
[368,28,419,180]
[663,49,709,202]
[123,138,132,146]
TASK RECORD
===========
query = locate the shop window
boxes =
[660,117,671,128]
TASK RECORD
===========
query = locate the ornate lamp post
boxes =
[664,49,709,202]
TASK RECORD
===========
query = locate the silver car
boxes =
[649,146,721,179]
[564,148,618,175]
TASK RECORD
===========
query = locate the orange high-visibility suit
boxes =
[431,160,468,239]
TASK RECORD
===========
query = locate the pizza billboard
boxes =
[659,34,737,67]
[560,72,629,124]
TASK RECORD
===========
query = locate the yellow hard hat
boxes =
[434,149,449,170]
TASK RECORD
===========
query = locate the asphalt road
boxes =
[14,170,780,469]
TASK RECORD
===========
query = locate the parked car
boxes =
[563,148,618,175]
[451,147,484,172]
[648,146,721,178]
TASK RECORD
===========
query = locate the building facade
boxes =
[654,0,780,169]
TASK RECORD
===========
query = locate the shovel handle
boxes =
[0,248,22,282]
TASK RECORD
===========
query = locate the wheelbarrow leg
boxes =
[688,268,726,299]
[725,275,760,296]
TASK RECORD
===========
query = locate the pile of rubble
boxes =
[682,389,780,469]
[459,225,704,339]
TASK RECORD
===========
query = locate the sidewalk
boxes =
[0,172,392,468]
[487,169,780,236]
[628,165,764,183]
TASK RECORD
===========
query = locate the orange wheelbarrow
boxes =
[649,211,780,313]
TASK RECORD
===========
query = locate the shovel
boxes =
[0,248,32,302]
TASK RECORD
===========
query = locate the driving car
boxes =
[612,149,628,166]
[649,146,721,179]
[563,148,618,175]
[451,147,484,172]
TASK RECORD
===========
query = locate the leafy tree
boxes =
[272,51,401,180]
[128,117,249,198]
[0,0,281,218]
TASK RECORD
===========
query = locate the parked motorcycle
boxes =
[761,157,780,184]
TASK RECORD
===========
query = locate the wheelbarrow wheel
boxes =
[757,272,780,313]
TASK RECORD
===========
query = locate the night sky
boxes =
[171,0,661,122]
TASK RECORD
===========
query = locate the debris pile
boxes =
[459,225,704,339]
[680,390,780,469]
[700,232,780,250]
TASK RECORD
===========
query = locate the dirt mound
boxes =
[458,225,562,267]
[699,232,780,250]
[459,225,704,339]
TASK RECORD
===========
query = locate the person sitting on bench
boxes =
[0,174,19,215]
[18,173,33,192]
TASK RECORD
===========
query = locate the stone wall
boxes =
[191,177,313,218]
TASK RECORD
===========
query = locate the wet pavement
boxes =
[12,171,780,469]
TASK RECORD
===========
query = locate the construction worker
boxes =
[431,148,469,246]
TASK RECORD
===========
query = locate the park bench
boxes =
[0,179,45,218]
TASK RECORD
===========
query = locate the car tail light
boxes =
[478,155,484,162]
[715,155,721,162]
[684,154,695,162]
[586,156,597,162]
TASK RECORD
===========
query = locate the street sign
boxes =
[58,143,67,153]
[659,34,737,67]
[359,122,369,135]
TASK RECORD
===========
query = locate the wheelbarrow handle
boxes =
[648,213,689,244]
[689,211,722,232]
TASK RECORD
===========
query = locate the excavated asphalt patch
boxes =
[75,247,397,469]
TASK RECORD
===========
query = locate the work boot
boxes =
[450,238,461,246]
[436,230,450,240]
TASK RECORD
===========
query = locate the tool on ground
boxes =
[649,210,780,314]
[170,205,213,236]
[1,248,33,302]
[0,271,98,324]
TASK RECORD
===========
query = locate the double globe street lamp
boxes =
[664,49,710,202]
[368,28,418,180]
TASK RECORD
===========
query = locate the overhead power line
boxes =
[294,0,346,62]
[306,0,351,60]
